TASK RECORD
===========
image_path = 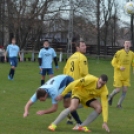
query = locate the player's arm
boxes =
[53,49,59,69]
[61,77,88,97]
[4,46,8,61]
[36,104,58,115]
[53,56,59,69]
[23,100,34,117]
[132,53,134,73]
[23,93,37,117]
[111,51,121,69]
[100,88,110,132]
[38,50,42,70]
[79,56,88,77]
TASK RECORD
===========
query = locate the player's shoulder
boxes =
[129,50,134,54]
[85,74,97,81]
[7,44,11,47]
[49,47,55,51]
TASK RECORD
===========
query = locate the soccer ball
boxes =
[125,2,134,14]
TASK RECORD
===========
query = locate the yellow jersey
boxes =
[61,74,109,123]
[64,52,88,80]
[111,49,134,80]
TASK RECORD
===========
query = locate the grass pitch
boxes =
[0,58,134,134]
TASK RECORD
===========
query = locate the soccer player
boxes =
[64,38,88,80]
[63,38,89,126]
[48,74,110,132]
[23,74,82,127]
[4,38,22,80]
[108,41,134,108]
[38,40,59,85]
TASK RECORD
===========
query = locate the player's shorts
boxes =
[72,87,95,107]
[9,57,18,67]
[113,79,130,87]
[64,92,71,99]
[41,68,53,75]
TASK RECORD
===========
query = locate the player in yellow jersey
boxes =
[108,41,134,108]
[63,38,89,126]
[48,74,110,132]
[64,38,88,80]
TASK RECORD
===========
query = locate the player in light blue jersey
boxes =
[23,74,82,128]
[4,38,22,80]
[38,40,59,85]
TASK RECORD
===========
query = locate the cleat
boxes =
[72,123,81,130]
[108,97,113,106]
[48,124,57,131]
[66,120,73,125]
[116,105,122,109]
[8,75,12,80]
[78,126,91,132]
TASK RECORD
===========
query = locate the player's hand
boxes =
[55,95,63,101]
[102,122,110,132]
[120,66,125,71]
[36,110,45,115]
[23,111,29,117]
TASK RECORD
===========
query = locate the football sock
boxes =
[81,111,99,126]
[53,108,70,125]
[71,110,82,124]
[9,68,12,76]
[117,92,126,106]
[9,68,15,78]
[109,89,119,100]
[41,80,45,85]
[11,69,15,78]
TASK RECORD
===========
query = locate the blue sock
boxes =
[71,111,82,124]
[41,80,45,85]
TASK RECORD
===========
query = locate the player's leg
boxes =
[48,98,80,131]
[117,86,128,108]
[8,57,16,80]
[81,99,100,127]
[63,94,82,125]
[11,57,18,79]
[40,68,46,85]
[63,95,73,125]
[48,68,54,79]
[108,80,122,105]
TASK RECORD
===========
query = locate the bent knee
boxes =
[95,105,102,114]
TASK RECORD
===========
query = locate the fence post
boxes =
[31,51,35,61]
[59,51,63,62]
[21,49,24,61]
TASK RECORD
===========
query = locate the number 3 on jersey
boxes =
[70,61,74,72]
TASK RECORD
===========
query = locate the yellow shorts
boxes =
[113,79,130,87]
[72,87,94,107]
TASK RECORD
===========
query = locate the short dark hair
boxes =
[72,37,85,47]
[100,74,108,82]
[36,88,47,99]
[43,40,49,43]
[12,38,16,41]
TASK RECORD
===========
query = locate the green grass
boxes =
[0,59,134,134]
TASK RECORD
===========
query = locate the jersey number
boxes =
[70,61,74,72]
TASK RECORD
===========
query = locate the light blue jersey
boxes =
[6,44,20,58]
[38,48,57,68]
[30,75,74,104]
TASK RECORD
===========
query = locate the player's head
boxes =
[11,38,16,44]
[36,88,48,101]
[97,74,108,89]
[43,40,50,48]
[124,41,131,50]
[73,38,86,54]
